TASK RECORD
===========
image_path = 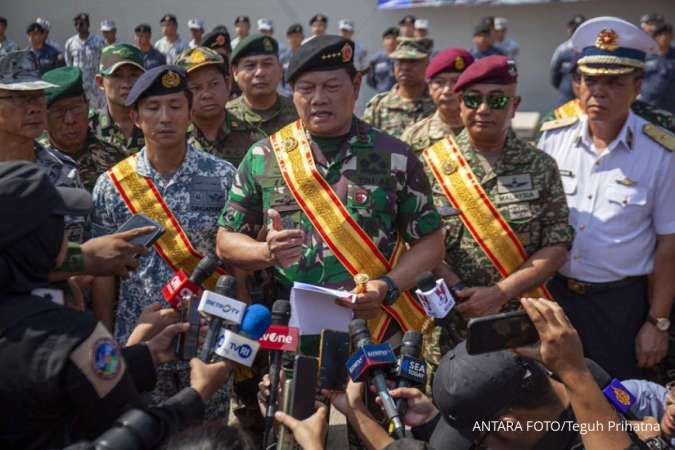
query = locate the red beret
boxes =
[452,55,518,93]
[425,48,474,80]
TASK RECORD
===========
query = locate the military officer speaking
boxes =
[539,16,675,379]
[362,37,436,138]
[177,47,259,168]
[226,34,298,145]
[420,56,574,390]
[216,34,444,345]
[401,48,474,154]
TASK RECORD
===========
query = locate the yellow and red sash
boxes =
[269,120,427,341]
[423,137,553,300]
[554,99,583,120]
[108,155,223,290]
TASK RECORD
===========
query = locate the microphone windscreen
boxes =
[215,275,237,297]
[271,299,291,326]
[400,330,423,357]
[415,271,437,292]
[240,304,272,340]
[349,318,371,347]
[191,255,220,284]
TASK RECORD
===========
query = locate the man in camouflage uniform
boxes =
[422,56,574,394]
[91,44,146,154]
[216,35,444,447]
[402,48,474,154]
[92,65,236,417]
[362,37,435,138]
[226,34,298,144]
[41,67,126,192]
[176,47,258,168]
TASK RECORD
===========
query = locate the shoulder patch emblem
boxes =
[643,123,675,152]
[540,115,579,132]
[70,323,125,398]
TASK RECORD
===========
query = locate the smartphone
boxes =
[290,355,318,421]
[318,330,350,391]
[276,378,295,450]
[116,213,165,248]
[466,310,539,355]
[175,296,202,361]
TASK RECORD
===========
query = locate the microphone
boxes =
[174,256,221,360]
[198,275,245,362]
[262,300,296,449]
[347,319,405,439]
[414,272,456,319]
[393,331,426,418]
[162,255,220,309]
[214,304,272,367]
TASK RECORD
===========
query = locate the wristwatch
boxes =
[377,275,400,306]
[647,315,671,332]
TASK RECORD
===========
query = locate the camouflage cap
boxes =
[231,34,279,65]
[99,44,145,76]
[389,37,432,60]
[43,66,84,106]
[0,51,57,91]
[176,46,228,74]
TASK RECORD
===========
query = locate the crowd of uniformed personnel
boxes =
[0,8,674,450]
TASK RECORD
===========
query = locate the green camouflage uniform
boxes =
[38,132,127,192]
[187,112,258,168]
[89,108,145,155]
[362,83,436,139]
[401,111,463,155]
[225,94,298,144]
[422,128,575,395]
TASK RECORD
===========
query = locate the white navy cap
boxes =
[414,19,429,30]
[187,17,204,30]
[100,20,116,31]
[572,16,657,75]
[494,17,508,30]
[257,18,273,31]
[338,19,354,32]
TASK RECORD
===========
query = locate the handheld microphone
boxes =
[262,300,295,449]
[175,256,221,360]
[348,319,405,439]
[198,275,244,362]
[393,331,426,418]
[415,272,456,319]
[214,304,272,367]
[162,255,220,309]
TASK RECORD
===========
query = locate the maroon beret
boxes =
[426,48,474,80]
[452,55,517,93]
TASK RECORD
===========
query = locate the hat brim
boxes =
[185,60,224,73]
[429,417,475,450]
[389,50,428,60]
[101,61,146,76]
[0,80,58,91]
[51,186,93,217]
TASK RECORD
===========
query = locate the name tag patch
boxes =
[506,203,533,220]
[494,190,539,205]
[190,176,224,210]
[497,174,533,193]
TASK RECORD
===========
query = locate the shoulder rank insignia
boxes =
[643,123,675,152]
[540,115,579,132]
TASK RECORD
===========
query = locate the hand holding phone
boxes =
[115,213,165,249]
[466,310,539,355]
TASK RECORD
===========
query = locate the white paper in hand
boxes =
[289,282,355,335]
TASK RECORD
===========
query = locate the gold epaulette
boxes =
[643,123,675,152]
[540,115,579,132]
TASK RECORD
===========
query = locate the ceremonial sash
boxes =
[423,137,553,300]
[269,120,426,341]
[554,99,583,120]
[108,156,223,290]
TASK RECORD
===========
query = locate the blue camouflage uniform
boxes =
[549,39,578,107]
[469,46,505,60]
[141,46,167,70]
[91,145,236,416]
[366,51,396,93]
[27,44,64,75]
[640,48,675,114]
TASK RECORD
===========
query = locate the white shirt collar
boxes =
[577,110,635,154]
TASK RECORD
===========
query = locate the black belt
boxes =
[555,274,645,295]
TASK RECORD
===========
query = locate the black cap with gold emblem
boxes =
[125,65,187,107]
[286,34,355,84]
[231,34,279,65]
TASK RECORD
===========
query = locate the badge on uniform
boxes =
[91,338,122,380]
[497,174,533,193]
[602,378,636,414]
[283,136,298,152]
[161,71,181,88]
[442,160,456,175]
[615,176,637,186]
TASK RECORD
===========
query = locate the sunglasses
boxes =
[462,93,512,110]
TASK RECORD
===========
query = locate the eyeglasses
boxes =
[48,103,88,120]
[0,93,46,106]
[462,93,512,110]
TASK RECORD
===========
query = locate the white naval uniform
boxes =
[538,111,675,283]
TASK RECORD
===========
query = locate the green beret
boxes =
[100,44,145,76]
[231,34,279,65]
[43,67,84,107]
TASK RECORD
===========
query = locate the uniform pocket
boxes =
[265,186,302,229]
[606,184,647,207]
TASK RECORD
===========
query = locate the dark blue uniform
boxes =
[367,51,396,93]
[549,40,578,107]
[27,43,64,75]
[469,46,505,60]
[640,48,675,114]
[141,46,167,70]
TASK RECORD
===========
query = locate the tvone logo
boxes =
[263,332,293,344]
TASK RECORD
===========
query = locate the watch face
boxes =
[657,318,671,331]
